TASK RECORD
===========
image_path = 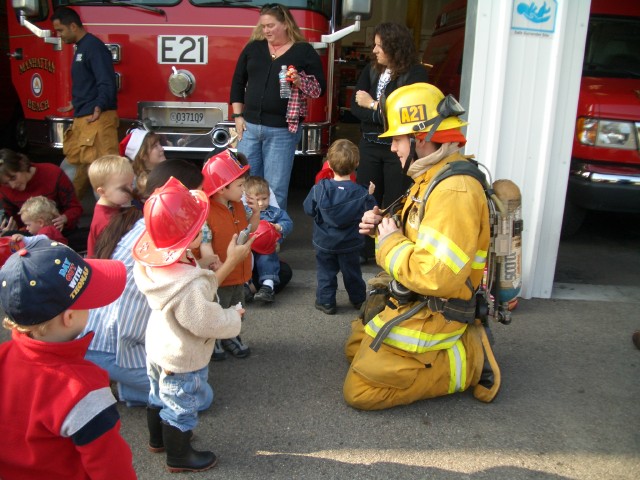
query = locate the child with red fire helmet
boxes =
[243,175,293,303]
[132,177,253,473]
[201,150,259,361]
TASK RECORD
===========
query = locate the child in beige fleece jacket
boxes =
[132,176,253,473]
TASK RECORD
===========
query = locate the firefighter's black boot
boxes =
[146,407,164,453]
[162,422,217,473]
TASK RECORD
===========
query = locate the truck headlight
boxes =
[576,118,637,150]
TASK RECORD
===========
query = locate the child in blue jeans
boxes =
[132,177,253,473]
[303,139,377,314]
[243,176,293,303]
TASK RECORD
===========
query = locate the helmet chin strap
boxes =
[403,136,417,175]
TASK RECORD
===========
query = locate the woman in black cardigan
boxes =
[230,3,326,211]
[352,22,429,262]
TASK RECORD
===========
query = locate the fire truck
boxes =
[6,0,371,159]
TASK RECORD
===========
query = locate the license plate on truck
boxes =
[168,110,206,126]
[139,102,224,130]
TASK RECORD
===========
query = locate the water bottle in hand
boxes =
[279,65,291,99]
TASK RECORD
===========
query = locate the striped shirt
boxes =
[83,219,148,369]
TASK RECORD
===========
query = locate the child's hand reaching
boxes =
[226,233,254,265]
[8,234,25,253]
[208,254,222,271]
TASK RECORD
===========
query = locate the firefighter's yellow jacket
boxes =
[343,146,500,410]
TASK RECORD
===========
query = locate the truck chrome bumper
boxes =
[568,160,640,212]
[43,117,330,159]
[157,121,331,159]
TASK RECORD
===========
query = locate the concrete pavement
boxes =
[1,187,639,479]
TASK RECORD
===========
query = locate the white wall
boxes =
[460,0,591,298]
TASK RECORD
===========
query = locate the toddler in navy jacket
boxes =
[303,139,376,314]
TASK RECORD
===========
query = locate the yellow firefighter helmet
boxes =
[379,83,468,141]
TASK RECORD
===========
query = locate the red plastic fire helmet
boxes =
[0,237,23,268]
[201,149,250,196]
[251,220,282,255]
[133,177,210,267]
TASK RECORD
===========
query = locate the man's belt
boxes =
[369,282,477,352]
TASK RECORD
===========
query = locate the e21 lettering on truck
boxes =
[6,0,372,160]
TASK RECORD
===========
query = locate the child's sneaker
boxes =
[211,339,226,361]
[254,285,275,303]
[315,301,337,315]
[221,336,251,358]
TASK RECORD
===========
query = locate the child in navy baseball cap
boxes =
[0,238,136,479]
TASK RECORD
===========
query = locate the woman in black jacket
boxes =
[352,22,428,262]
[230,3,326,211]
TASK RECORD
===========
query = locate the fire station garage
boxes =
[336,0,640,302]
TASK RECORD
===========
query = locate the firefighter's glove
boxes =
[359,271,392,324]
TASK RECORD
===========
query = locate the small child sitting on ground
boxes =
[303,138,377,315]
[243,176,293,303]
[17,195,68,244]
[87,155,135,258]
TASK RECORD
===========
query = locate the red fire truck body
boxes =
[6,0,368,158]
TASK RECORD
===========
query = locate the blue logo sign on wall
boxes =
[511,0,558,34]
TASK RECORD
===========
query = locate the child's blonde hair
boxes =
[88,155,134,191]
[327,139,359,177]
[18,196,59,224]
[3,316,50,336]
[244,176,270,197]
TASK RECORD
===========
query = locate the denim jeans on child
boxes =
[238,121,303,211]
[85,350,149,407]
[254,252,281,285]
[315,250,366,307]
[147,361,214,432]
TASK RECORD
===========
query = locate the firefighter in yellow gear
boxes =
[343,83,501,410]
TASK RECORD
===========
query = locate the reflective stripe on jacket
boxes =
[367,153,490,353]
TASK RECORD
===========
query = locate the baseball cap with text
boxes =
[0,239,126,326]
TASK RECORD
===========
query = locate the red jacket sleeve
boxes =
[76,419,137,480]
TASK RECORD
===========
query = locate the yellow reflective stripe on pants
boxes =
[417,225,469,274]
[448,340,467,394]
[471,249,487,270]
[365,315,467,353]
[385,240,413,279]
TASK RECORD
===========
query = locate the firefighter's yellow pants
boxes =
[343,319,500,410]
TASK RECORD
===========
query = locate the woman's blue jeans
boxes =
[147,361,214,432]
[238,121,303,211]
[85,350,149,407]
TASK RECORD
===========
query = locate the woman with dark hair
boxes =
[230,3,326,211]
[0,148,84,249]
[351,22,429,262]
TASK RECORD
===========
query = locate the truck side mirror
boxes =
[12,0,42,18]
[342,0,372,21]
